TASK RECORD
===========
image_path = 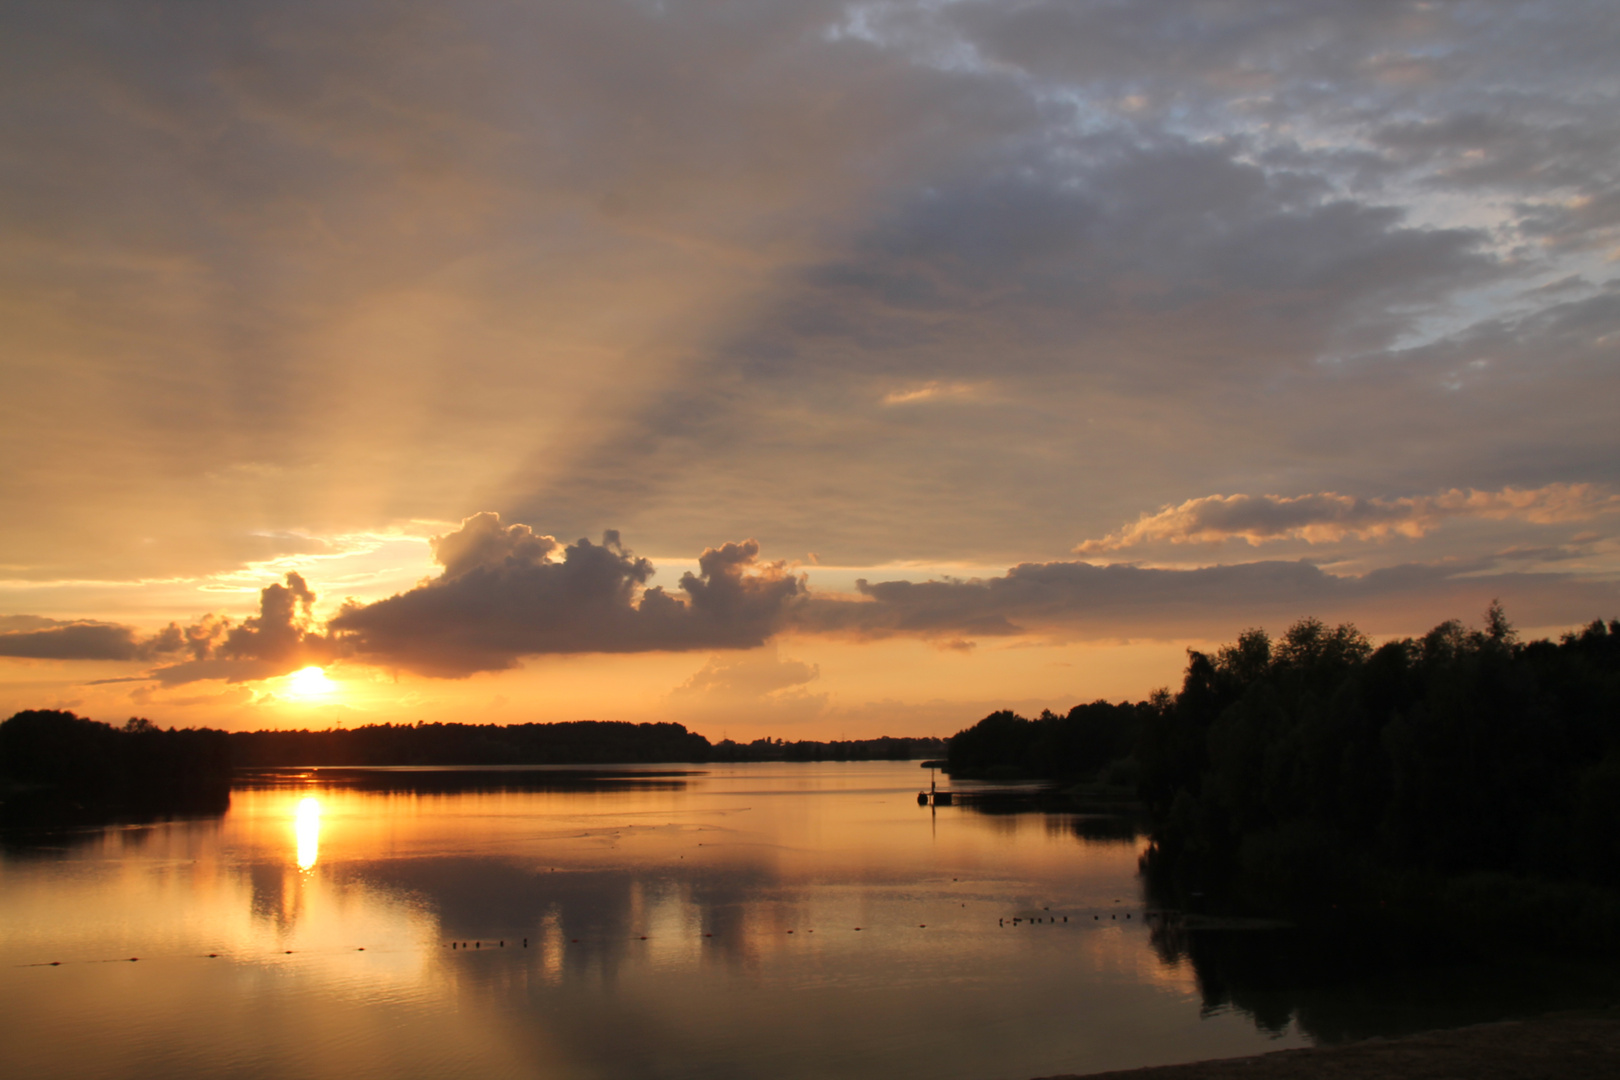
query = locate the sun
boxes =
[284,666,336,698]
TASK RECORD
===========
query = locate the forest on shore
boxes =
[0,711,233,820]
[945,605,1620,953]
[0,710,944,821]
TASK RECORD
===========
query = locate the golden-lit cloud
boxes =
[881,381,985,406]
[1074,484,1620,554]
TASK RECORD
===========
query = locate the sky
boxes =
[3,0,1618,738]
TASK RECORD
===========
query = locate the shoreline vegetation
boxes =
[944,604,1620,959]
[946,608,1620,952]
[0,710,944,822]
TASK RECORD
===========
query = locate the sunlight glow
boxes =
[285,666,336,699]
[294,797,322,871]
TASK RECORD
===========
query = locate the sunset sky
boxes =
[3,0,1618,738]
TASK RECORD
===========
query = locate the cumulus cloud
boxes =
[146,572,337,685]
[328,513,802,676]
[1075,484,1620,553]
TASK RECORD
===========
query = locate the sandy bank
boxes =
[1037,1010,1620,1080]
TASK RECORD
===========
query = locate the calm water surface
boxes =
[1,761,1602,1079]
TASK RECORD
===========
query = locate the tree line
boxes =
[229,720,712,767]
[707,735,945,762]
[0,710,233,821]
[944,605,1620,950]
[0,712,945,819]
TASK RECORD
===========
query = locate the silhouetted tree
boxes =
[0,709,231,820]
[1135,605,1620,952]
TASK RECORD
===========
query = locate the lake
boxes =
[1,760,1613,1079]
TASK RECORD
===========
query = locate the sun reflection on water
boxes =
[294,797,321,871]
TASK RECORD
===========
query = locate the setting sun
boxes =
[284,666,335,699]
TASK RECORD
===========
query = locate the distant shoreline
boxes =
[1036,1009,1620,1080]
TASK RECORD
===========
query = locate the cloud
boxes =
[0,621,146,661]
[1075,484,1620,553]
[0,572,335,683]
[672,650,820,700]
[0,615,67,632]
[9,519,1617,687]
[792,558,1620,644]
[0,611,228,664]
[428,514,559,579]
[146,572,336,685]
[5,0,1619,589]
[219,572,326,663]
[476,1,1620,573]
[666,647,829,729]
[881,381,985,406]
[511,124,1512,564]
[328,513,802,676]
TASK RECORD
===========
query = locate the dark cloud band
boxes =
[793,559,1618,643]
[6,516,1615,684]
